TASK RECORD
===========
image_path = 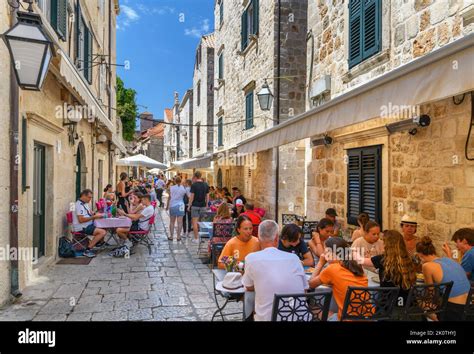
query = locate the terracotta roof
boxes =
[164,108,173,122]
[147,123,165,138]
[140,111,153,116]
[201,32,215,48]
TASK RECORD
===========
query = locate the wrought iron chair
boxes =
[211,269,244,321]
[210,222,235,268]
[301,221,318,240]
[128,214,155,255]
[271,290,333,321]
[340,286,400,321]
[462,285,474,320]
[402,281,453,321]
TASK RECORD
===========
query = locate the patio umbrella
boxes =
[147,168,162,175]
[116,154,168,170]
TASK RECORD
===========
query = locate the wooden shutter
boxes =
[22,117,27,193]
[253,0,259,35]
[245,92,254,129]
[75,3,81,64]
[362,0,381,59]
[348,0,362,68]
[57,0,68,40]
[84,26,92,84]
[218,117,223,146]
[347,145,382,226]
[219,1,224,25]
[241,9,248,50]
[218,53,223,80]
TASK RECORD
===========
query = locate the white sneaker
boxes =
[191,238,199,244]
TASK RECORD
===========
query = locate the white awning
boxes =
[171,155,213,170]
[237,34,474,154]
[56,49,114,132]
[117,154,168,170]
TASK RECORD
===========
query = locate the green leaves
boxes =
[116,76,138,141]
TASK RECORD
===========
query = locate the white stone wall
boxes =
[178,90,193,159]
[0,0,12,306]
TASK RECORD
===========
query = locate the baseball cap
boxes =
[235,199,244,206]
[325,208,338,217]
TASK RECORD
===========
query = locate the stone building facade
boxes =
[0,0,124,306]
[178,89,193,160]
[212,0,308,219]
[192,33,215,158]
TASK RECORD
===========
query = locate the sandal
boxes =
[167,237,173,241]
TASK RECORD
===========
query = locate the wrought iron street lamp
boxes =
[257,79,274,111]
[2,9,54,90]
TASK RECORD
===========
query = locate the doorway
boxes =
[33,143,46,259]
[75,142,86,200]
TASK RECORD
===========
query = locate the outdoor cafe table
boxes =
[94,217,132,245]
[198,221,213,237]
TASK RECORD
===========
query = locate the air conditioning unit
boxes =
[310,75,331,101]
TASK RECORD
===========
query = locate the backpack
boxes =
[58,237,76,258]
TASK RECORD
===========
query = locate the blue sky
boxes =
[116,0,214,125]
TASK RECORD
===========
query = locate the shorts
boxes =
[130,222,143,232]
[191,206,208,219]
[170,204,185,217]
[82,224,96,235]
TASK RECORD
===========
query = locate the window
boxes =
[39,0,68,40]
[75,4,93,84]
[197,81,201,106]
[196,45,202,69]
[347,145,382,226]
[348,0,382,68]
[245,91,254,130]
[196,123,201,150]
[219,0,224,26]
[218,53,224,80]
[218,117,223,146]
[241,0,259,51]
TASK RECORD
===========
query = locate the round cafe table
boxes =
[94,217,132,247]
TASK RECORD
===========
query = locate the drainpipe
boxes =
[9,5,20,297]
[91,122,95,203]
[274,0,281,223]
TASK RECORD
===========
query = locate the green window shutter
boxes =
[218,118,223,146]
[362,0,381,59]
[84,26,92,84]
[241,10,248,50]
[218,53,223,80]
[219,1,224,25]
[253,0,259,35]
[50,0,58,29]
[348,0,362,68]
[75,3,81,62]
[245,92,254,129]
[22,117,27,193]
[57,0,68,40]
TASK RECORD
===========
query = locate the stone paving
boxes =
[0,209,243,321]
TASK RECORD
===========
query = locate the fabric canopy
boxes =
[147,168,163,175]
[237,34,474,154]
[170,155,212,170]
[117,154,168,169]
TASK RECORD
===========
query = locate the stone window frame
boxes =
[240,0,259,56]
[243,80,256,131]
[342,0,391,83]
[217,45,225,88]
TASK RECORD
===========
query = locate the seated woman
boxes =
[309,237,368,320]
[218,215,260,269]
[357,230,416,319]
[103,184,116,203]
[213,202,233,223]
[416,236,471,321]
[278,223,314,267]
[351,212,369,242]
[128,193,144,215]
[308,218,335,260]
[232,199,245,219]
[116,193,155,251]
[351,221,384,271]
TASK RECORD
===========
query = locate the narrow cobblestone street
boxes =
[0,209,242,321]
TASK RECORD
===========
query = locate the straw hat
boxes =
[215,272,244,293]
[400,214,417,225]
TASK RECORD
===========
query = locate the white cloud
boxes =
[137,4,175,15]
[184,19,211,38]
[118,4,140,29]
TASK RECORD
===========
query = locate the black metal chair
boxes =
[282,214,299,225]
[199,211,216,222]
[197,211,217,255]
[402,281,453,320]
[271,290,332,321]
[211,269,244,321]
[462,285,474,320]
[209,222,235,268]
[301,221,318,240]
[340,286,400,321]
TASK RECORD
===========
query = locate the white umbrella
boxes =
[117,154,168,170]
[148,168,162,175]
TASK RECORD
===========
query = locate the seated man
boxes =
[117,193,155,251]
[145,184,157,202]
[242,220,308,321]
[241,203,262,226]
[278,223,314,267]
[72,189,106,258]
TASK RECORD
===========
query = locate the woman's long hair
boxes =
[325,237,364,276]
[382,230,416,290]
[216,202,231,219]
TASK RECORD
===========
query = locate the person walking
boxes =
[188,171,209,243]
[167,176,187,241]
[155,175,166,208]
[182,179,193,237]
[116,173,132,213]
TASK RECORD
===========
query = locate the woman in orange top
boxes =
[309,237,368,320]
[218,215,260,269]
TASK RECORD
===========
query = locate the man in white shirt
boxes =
[155,176,166,208]
[72,189,107,258]
[117,193,155,250]
[242,220,308,321]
